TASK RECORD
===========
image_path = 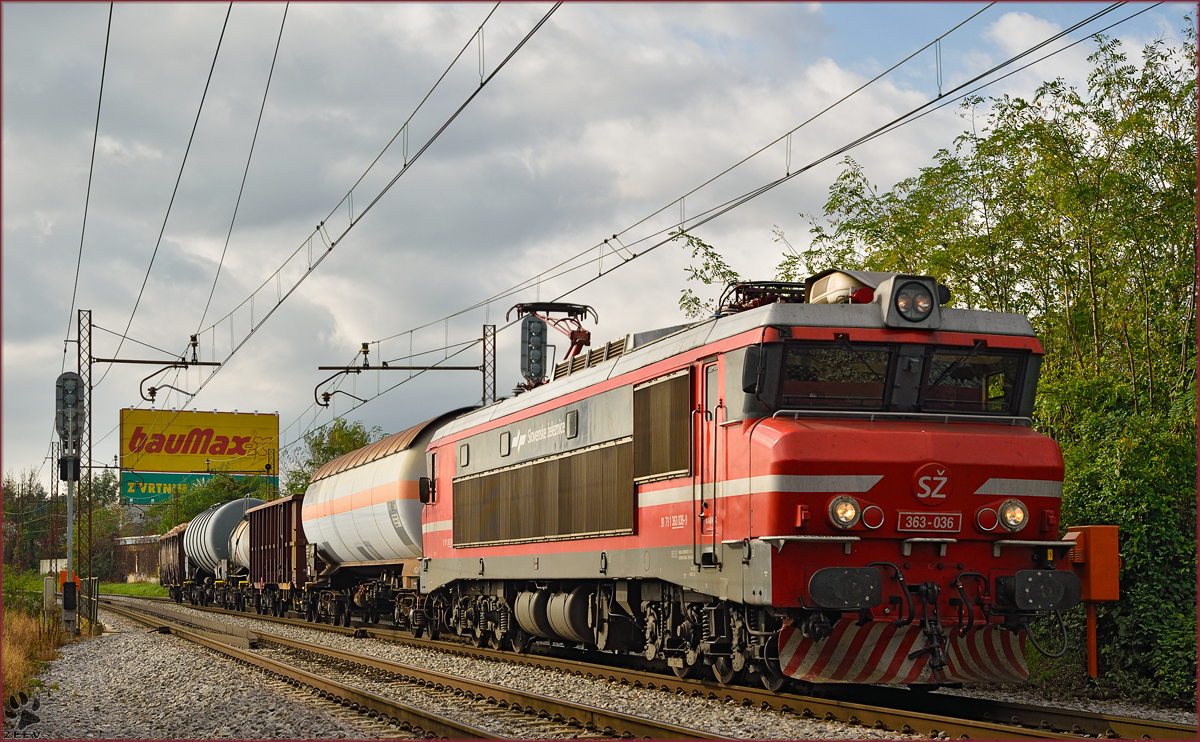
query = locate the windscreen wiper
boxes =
[924,339,986,393]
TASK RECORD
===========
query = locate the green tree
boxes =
[142,472,276,536]
[673,230,740,318]
[2,468,48,573]
[281,418,385,496]
[91,468,119,510]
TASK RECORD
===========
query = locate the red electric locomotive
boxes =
[410,271,1081,689]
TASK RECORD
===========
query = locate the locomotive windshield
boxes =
[922,347,1022,413]
[778,341,1027,415]
[782,344,891,409]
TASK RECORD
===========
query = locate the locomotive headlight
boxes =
[828,496,861,529]
[999,499,1028,532]
[895,282,934,322]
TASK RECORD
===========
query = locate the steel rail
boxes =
[256,630,733,740]
[100,602,504,739]
[107,598,731,740]
[111,595,1197,739]
[834,686,1198,740]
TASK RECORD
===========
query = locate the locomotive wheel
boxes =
[341,611,352,627]
[471,628,487,648]
[758,636,788,693]
[409,622,424,639]
[671,661,701,680]
[489,632,503,650]
[712,656,738,685]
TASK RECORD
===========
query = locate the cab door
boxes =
[695,360,721,566]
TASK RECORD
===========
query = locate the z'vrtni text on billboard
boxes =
[119,409,278,504]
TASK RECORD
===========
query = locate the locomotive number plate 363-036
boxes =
[897,512,962,532]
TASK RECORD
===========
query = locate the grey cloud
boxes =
[7,2,1173,484]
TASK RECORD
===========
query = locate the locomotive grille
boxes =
[453,441,633,546]
[633,370,691,481]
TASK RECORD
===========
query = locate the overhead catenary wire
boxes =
[190,1,505,344]
[43,2,115,481]
[85,4,562,460]
[196,2,289,332]
[282,1,1148,451]
[97,2,233,387]
[174,2,562,406]
[611,2,998,247]
[82,3,1159,472]
[63,1,114,374]
[547,2,1133,299]
[92,325,181,359]
[365,2,1002,349]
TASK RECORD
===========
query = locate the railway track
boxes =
[105,595,1197,740]
[101,597,730,740]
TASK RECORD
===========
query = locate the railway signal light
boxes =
[55,372,85,459]
[520,315,548,382]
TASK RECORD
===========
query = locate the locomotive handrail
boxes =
[772,409,1034,426]
[991,539,1073,558]
[756,535,859,555]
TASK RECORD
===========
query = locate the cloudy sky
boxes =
[3,2,1190,489]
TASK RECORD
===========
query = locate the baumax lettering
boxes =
[128,426,254,456]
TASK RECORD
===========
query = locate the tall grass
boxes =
[1,601,67,698]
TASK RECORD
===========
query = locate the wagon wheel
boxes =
[508,629,531,654]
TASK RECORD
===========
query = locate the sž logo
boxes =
[911,462,952,506]
[128,426,254,456]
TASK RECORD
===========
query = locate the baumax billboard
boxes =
[120,409,278,475]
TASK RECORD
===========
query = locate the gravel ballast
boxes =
[21,611,371,740]
[145,603,921,740]
[18,602,1196,739]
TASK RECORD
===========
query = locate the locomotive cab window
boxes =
[781,343,891,410]
[764,340,1029,416]
[921,348,1024,414]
